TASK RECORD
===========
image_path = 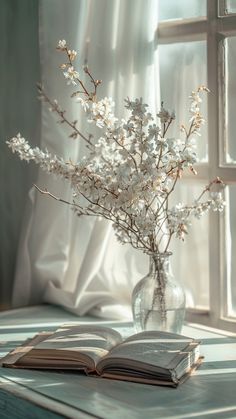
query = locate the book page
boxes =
[2,325,123,371]
[97,330,200,380]
[0,332,52,366]
[26,325,123,368]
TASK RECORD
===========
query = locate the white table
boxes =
[0,305,236,419]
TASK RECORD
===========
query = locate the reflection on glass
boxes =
[226,0,236,13]
[226,186,236,316]
[225,37,236,164]
[159,41,208,162]
[171,182,209,310]
[158,0,206,21]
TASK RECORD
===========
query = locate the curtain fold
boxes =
[12,0,160,318]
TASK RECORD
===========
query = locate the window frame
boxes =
[157,0,236,332]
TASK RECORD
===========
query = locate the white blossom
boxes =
[67,49,77,61]
[157,105,175,124]
[57,39,67,50]
[87,97,118,128]
[77,97,90,111]
[209,192,226,212]
[63,66,79,85]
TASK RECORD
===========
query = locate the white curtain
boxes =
[12,0,160,318]
[158,38,209,309]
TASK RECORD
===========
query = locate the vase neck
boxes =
[148,252,172,276]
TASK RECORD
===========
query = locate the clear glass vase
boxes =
[132,252,185,333]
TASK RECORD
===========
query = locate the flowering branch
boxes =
[37,84,92,147]
[7,40,225,255]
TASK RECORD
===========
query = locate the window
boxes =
[158,0,236,332]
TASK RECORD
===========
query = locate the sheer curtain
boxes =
[158,31,209,309]
[12,0,160,318]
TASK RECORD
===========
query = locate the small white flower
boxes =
[87,97,117,128]
[77,97,90,111]
[68,49,77,61]
[57,39,67,50]
[148,124,160,139]
[63,66,79,85]
[157,105,175,124]
[210,192,226,212]
[125,98,148,118]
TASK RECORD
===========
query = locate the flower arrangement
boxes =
[7,40,225,257]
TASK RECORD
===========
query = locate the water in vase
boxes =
[133,307,185,334]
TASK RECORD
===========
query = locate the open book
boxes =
[1,325,203,387]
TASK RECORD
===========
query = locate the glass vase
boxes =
[132,252,185,333]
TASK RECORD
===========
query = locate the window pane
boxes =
[159,41,208,162]
[226,186,236,317]
[226,0,236,14]
[158,0,206,21]
[171,182,209,310]
[225,37,236,164]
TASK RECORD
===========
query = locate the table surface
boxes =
[0,304,236,419]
